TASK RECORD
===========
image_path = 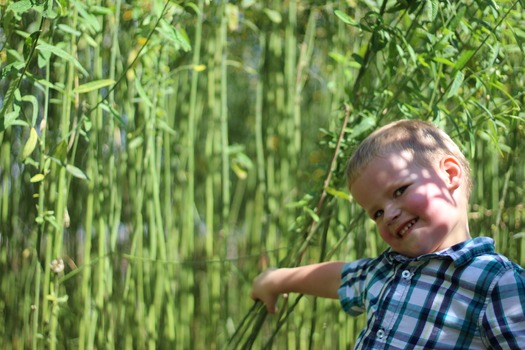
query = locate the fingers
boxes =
[263,296,278,314]
[250,289,277,313]
[250,269,280,314]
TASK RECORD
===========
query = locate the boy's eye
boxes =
[373,210,384,220]
[394,185,408,197]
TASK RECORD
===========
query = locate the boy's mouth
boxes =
[397,218,418,238]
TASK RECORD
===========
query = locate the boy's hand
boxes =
[250,268,281,314]
[250,262,344,314]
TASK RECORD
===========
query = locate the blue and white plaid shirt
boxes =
[338,237,525,349]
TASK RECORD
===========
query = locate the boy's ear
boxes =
[440,156,462,191]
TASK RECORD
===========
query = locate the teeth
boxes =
[399,219,417,237]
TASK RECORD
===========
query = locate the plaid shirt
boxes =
[338,237,525,349]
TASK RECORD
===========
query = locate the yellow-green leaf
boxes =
[193,64,206,72]
[433,57,455,67]
[73,79,116,94]
[325,186,351,201]
[22,128,38,159]
[30,174,45,183]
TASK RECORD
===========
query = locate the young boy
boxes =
[250,119,525,349]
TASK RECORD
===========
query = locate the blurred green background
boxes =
[1,0,524,348]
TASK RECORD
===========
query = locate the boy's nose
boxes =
[385,203,401,224]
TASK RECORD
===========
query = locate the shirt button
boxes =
[377,329,385,339]
[402,270,411,279]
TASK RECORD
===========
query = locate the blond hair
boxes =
[346,119,472,197]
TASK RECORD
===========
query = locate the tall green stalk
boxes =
[218,1,232,343]
[1,1,524,348]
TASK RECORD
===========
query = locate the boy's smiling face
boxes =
[350,150,470,258]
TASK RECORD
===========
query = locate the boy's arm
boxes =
[481,268,525,348]
[250,261,346,313]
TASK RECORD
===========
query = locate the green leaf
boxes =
[128,137,144,150]
[53,140,68,163]
[7,0,32,13]
[42,3,58,19]
[513,232,525,240]
[24,31,41,59]
[447,70,464,98]
[90,5,113,16]
[37,45,52,68]
[433,57,455,67]
[2,111,19,131]
[510,25,525,54]
[453,49,474,71]
[56,295,69,303]
[4,89,28,129]
[263,8,282,23]
[156,119,176,136]
[20,94,39,125]
[232,161,248,179]
[426,0,438,21]
[35,78,64,93]
[416,53,430,67]
[99,102,127,128]
[71,0,101,32]
[349,116,375,139]
[351,53,364,66]
[73,79,115,94]
[157,20,192,52]
[185,2,201,15]
[489,80,520,109]
[285,194,313,209]
[469,100,493,120]
[328,52,348,64]
[397,36,417,65]
[174,27,191,52]
[134,79,154,108]
[485,0,499,10]
[22,128,38,159]
[449,5,466,31]
[37,43,89,77]
[0,76,21,132]
[304,207,320,222]
[334,10,359,27]
[57,24,82,37]
[82,33,98,48]
[66,164,89,180]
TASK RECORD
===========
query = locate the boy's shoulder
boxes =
[444,237,525,295]
[452,236,522,269]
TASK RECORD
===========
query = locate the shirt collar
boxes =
[383,237,496,267]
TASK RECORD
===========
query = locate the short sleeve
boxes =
[481,266,525,349]
[338,258,375,316]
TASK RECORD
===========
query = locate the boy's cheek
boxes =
[378,228,394,243]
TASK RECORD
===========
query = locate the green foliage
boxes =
[0,0,524,349]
